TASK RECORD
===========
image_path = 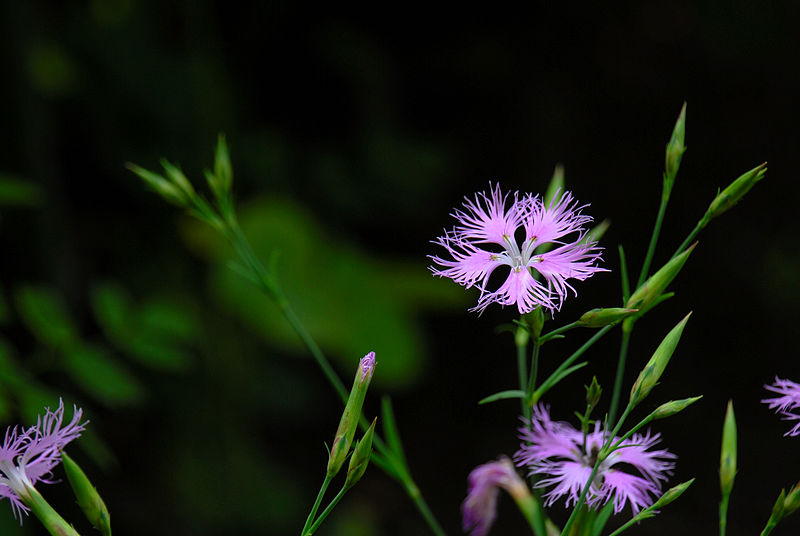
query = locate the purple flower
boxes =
[763,377,800,436]
[514,405,675,515]
[430,184,605,314]
[0,400,86,520]
[462,456,528,536]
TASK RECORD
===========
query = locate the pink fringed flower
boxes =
[430,184,605,314]
[0,400,86,520]
[462,457,528,536]
[763,377,800,436]
[514,405,675,515]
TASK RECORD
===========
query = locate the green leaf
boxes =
[0,175,42,207]
[63,344,145,406]
[381,396,407,465]
[15,286,77,349]
[478,389,525,405]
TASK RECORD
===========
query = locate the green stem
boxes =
[526,341,541,404]
[538,321,580,343]
[404,481,448,536]
[636,195,669,288]
[517,334,530,420]
[301,475,332,535]
[760,521,778,536]
[533,325,613,403]
[607,327,631,430]
[719,493,730,536]
[672,216,708,260]
[618,245,631,303]
[305,486,349,535]
[24,487,82,536]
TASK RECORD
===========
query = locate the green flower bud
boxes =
[585,376,602,409]
[705,162,767,222]
[651,478,694,509]
[651,396,702,420]
[61,451,112,536]
[578,307,638,328]
[125,163,188,207]
[720,400,737,497]
[626,243,696,311]
[544,164,565,208]
[664,102,687,196]
[524,308,545,340]
[629,313,691,406]
[327,352,376,477]
[159,159,196,199]
[783,481,800,517]
[770,489,787,523]
[213,134,233,195]
[344,418,376,490]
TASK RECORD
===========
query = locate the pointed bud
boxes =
[582,218,610,245]
[524,308,545,340]
[784,481,800,517]
[544,164,565,208]
[770,489,787,523]
[664,102,687,196]
[126,163,188,207]
[652,478,694,509]
[159,159,196,199]
[626,243,696,311]
[585,377,602,408]
[704,163,767,223]
[720,400,737,497]
[651,396,702,420]
[327,352,377,477]
[630,313,691,406]
[213,134,233,195]
[344,418,376,489]
[61,451,112,536]
[578,307,638,328]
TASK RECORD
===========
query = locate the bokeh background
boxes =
[1,2,799,535]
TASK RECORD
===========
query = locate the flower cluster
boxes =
[0,400,86,520]
[763,377,800,436]
[430,184,605,314]
[514,405,675,515]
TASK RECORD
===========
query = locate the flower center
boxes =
[502,235,542,272]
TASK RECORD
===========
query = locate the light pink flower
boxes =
[0,400,86,521]
[763,377,800,436]
[514,404,675,515]
[462,456,528,536]
[430,184,605,314]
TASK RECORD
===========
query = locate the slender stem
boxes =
[672,216,707,260]
[760,521,778,536]
[533,325,613,403]
[305,486,349,535]
[636,196,669,288]
[538,321,580,343]
[719,493,730,536]
[517,333,530,420]
[526,341,541,402]
[607,328,631,430]
[404,481,448,536]
[618,245,630,303]
[301,475,332,535]
[24,487,82,536]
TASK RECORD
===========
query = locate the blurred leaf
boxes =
[0,175,42,207]
[91,281,134,343]
[63,344,144,407]
[181,197,463,389]
[15,286,77,349]
[138,299,200,342]
[26,42,80,97]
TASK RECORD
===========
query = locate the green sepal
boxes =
[61,451,112,536]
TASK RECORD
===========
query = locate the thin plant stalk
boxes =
[607,328,632,429]
[301,475,332,535]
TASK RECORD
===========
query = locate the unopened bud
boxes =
[705,162,767,223]
[720,400,737,496]
[327,352,376,477]
[652,478,694,509]
[126,163,188,207]
[664,102,687,195]
[159,159,196,199]
[61,451,112,536]
[344,418,376,489]
[651,396,702,420]
[585,377,602,408]
[630,313,691,406]
[626,244,696,311]
[578,307,638,328]
[213,134,233,195]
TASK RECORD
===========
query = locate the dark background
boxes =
[1,2,799,535]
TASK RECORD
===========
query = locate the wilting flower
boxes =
[763,377,800,436]
[462,456,529,536]
[430,184,605,314]
[514,404,675,515]
[0,400,86,520]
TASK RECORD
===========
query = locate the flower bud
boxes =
[544,164,565,208]
[578,307,638,328]
[160,158,197,199]
[213,134,233,195]
[664,102,687,195]
[705,162,767,222]
[126,163,188,207]
[585,376,602,409]
[344,418,376,490]
[629,313,691,406]
[651,396,702,420]
[784,481,800,517]
[720,400,737,497]
[651,478,694,509]
[327,352,376,477]
[626,243,696,311]
[61,451,112,536]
